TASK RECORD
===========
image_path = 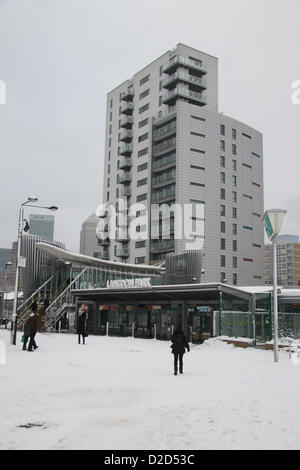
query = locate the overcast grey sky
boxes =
[0,0,299,252]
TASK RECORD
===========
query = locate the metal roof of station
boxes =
[72,283,300,304]
[36,242,164,275]
[72,283,272,303]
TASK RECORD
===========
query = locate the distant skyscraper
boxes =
[29,214,54,242]
[80,213,101,258]
[0,248,12,291]
[0,248,12,270]
[265,234,300,287]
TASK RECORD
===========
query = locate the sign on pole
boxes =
[263,209,287,241]
[19,256,27,268]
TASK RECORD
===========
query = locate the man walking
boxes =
[170,325,190,375]
[23,305,39,352]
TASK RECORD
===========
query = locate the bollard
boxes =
[106,321,109,336]
[132,322,135,338]
[154,323,157,340]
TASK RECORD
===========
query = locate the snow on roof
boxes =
[233,286,300,298]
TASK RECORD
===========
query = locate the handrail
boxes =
[46,267,88,321]
[17,271,58,318]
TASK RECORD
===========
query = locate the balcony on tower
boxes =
[98,236,110,246]
[120,129,133,142]
[119,143,133,155]
[119,156,132,170]
[116,229,129,242]
[152,152,176,173]
[162,87,206,107]
[119,172,132,184]
[96,248,110,260]
[116,246,130,258]
[152,169,176,189]
[162,71,207,91]
[120,186,132,197]
[120,116,133,128]
[120,102,134,115]
[162,56,207,76]
[152,136,176,158]
[120,88,134,102]
[151,184,176,203]
[153,119,176,142]
[150,239,175,254]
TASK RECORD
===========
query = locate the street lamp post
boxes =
[263,209,287,363]
[4,262,12,328]
[64,262,73,324]
[11,197,58,345]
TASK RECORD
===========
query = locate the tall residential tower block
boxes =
[99,44,264,286]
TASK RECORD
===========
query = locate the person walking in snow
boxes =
[77,311,87,345]
[23,304,39,352]
[170,325,190,375]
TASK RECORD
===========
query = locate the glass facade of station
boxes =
[74,288,278,344]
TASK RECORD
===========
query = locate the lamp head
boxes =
[28,196,38,203]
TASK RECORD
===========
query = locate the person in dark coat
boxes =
[23,312,39,352]
[170,325,190,375]
[77,312,87,345]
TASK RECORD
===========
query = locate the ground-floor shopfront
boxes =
[72,283,278,344]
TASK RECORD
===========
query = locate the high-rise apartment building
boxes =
[0,248,12,270]
[265,235,300,287]
[29,214,54,242]
[0,248,12,291]
[99,44,264,285]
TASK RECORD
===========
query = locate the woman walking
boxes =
[77,311,87,345]
[170,325,190,375]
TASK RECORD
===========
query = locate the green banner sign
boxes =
[264,214,274,240]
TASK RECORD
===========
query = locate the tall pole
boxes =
[11,206,23,345]
[264,208,287,363]
[10,197,58,345]
[272,236,279,363]
[1,271,5,326]
[3,270,7,327]
[4,263,10,328]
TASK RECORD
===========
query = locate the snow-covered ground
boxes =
[0,329,300,450]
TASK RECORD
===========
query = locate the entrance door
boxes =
[200,311,213,340]
[189,306,213,343]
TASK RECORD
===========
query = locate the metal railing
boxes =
[46,267,88,330]
[17,271,63,324]
[152,153,176,171]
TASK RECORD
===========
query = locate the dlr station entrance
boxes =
[72,283,274,344]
